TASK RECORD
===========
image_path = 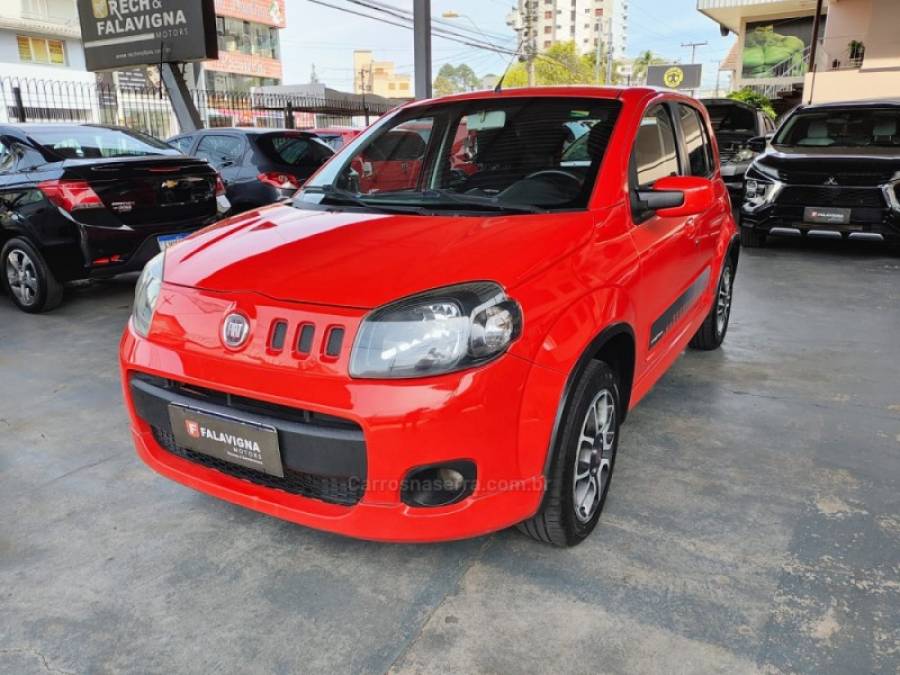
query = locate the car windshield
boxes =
[704,104,757,133]
[774,108,900,147]
[29,126,177,159]
[298,97,621,215]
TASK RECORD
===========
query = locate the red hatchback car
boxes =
[120,87,739,546]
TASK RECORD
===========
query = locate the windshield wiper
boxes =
[298,185,427,214]
[417,189,546,214]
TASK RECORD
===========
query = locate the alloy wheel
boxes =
[573,389,616,523]
[5,248,39,307]
[716,264,733,336]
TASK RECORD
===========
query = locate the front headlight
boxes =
[350,282,522,379]
[131,252,164,338]
[734,148,756,162]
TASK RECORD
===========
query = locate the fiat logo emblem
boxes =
[221,312,250,349]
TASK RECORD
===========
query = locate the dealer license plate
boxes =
[168,404,284,478]
[803,207,851,225]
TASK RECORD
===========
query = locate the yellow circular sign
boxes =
[663,66,684,88]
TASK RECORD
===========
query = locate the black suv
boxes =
[0,124,227,313]
[700,98,776,200]
[168,128,334,214]
[741,101,900,248]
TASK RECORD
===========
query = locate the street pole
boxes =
[524,0,536,86]
[594,20,603,83]
[807,0,825,104]
[606,24,614,84]
[413,0,432,99]
[680,41,706,97]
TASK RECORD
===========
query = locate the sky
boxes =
[281,0,736,94]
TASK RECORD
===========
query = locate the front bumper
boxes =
[120,304,555,542]
[741,200,900,240]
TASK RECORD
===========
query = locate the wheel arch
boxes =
[541,321,636,477]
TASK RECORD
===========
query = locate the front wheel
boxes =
[689,258,735,350]
[1,237,63,313]
[518,360,620,547]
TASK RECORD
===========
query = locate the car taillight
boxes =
[258,172,303,190]
[38,179,103,212]
[214,174,227,197]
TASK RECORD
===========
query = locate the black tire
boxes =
[1,237,63,313]
[740,227,766,248]
[518,360,620,547]
[689,258,735,351]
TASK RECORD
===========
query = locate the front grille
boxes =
[775,186,885,209]
[151,427,364,505]
[778,171,894,186]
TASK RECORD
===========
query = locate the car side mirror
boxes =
[638,176,715,218]
[747,136,767,153]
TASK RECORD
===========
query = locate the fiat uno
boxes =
[120,87,739,546]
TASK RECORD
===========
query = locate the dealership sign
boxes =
[646,64,702,90]
[77,0,218,71]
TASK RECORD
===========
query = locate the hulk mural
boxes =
[741,16,818,79]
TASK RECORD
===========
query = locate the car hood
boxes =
[759,145,900,176]
[163,203,594,309]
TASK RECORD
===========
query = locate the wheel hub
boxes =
[572,389,616,523]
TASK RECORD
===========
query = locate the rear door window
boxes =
[0,140,14,173]
[196,134,244,165]
[678,104,713,177]
[632,106,680,190]
[168,135,194,154]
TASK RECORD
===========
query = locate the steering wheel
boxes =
[524,169,583,186]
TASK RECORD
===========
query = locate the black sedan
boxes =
[167,128,334,214]
[0,123,228,313]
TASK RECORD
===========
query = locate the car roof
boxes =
[401,85,690,109]
[185,127,316,135]
[0,123,135,136]
[795,99,900,112]
[699,98,757,111]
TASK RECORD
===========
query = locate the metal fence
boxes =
[0,77,400,140]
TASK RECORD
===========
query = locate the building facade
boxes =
[506,0,628,59]
[200,0,286,93]
[353,50,412,99]
[0,0,91,83]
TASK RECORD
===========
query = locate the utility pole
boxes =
[606,23,614,85]
[413,0,432,99]
[522,0,536,86]
[681,41,706,97]
[681,41,707,66]
[594,20,603,84]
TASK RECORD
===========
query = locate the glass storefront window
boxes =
[216,17,279,59]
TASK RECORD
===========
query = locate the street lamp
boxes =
[441,10,493,44]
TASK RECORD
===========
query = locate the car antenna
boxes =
[494,40,524,93]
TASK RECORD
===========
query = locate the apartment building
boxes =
[507,0,629,59]
[353,50,412,99]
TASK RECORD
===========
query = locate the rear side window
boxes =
[0,140,14,173]
[196,135,244,164]
[678,104,712,177]
[29,127,175,159]
[633,106,679,189]
[257,134,332,166]
[168,135,194,154]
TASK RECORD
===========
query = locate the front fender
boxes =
[514,286,638,484]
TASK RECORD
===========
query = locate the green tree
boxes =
[502,41,615,88]
[433,63,481,96]
[632,50,666,84]
[727,86,776,119]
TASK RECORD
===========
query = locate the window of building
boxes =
[216,17,279,59]
[544,40,552,48]
[544,26,552,34]
[17,35,65,65]
[544,10,552,18]
[596,8,603,15]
